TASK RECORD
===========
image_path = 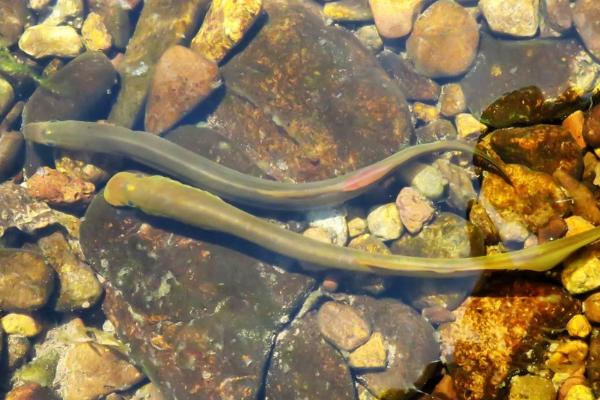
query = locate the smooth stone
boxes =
[440,279,579,400]
[480,0,539,37]
[145,45,220,134]
[367,203,403,241]
[317,301,371,351]
[41,0,84,27]
[348,234,391,255]
[400,276,476,311]
[307,208,349,247]
[0,0,30,47]
[54,342,144,400]
[439,83,466,117]
[348,332,387,370]
[406,0,479,78]
[0,250,54,312]
[18,25,83,59]
[0,77,15,118]
[455,113,487,139]
[323,0,373,22]
[191,0,263,62]
[567,315,592,338]
[542,0,572,33]
[509,375,556,400]
[588,329,600,396]
[350,295,439,399]
[347,217,368,238]
[368,0,424,39]
[537,216,568,244]
[584,293,600,323]
[354,25,383,53]
[38,232,102,311]
[414,119,457,144]
[565,385,595,400]
[395,187,434,234]
[5,383,58,400]
[400,162,447,200]
[377,50,440,102]
[461,34,598,127]
[412,102,439,124]
[433,159,477,213]
[265,311,356,399]
[573,0,600,60]
[392,212,485,258]
[562,249,600,294]
[554,169,600,225]
[1,314,42,337]
[81,12,112,52]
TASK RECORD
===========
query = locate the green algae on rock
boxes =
[213,0,413,181]
[108,0,210,128]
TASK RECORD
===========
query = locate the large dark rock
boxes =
[211,0,413,182]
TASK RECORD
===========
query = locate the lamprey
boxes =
[104,172,600,277]
[24,120,504,210]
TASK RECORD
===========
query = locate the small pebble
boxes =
[566,315,592,338]
[508,375,556,400]
[412,102,440,124]
[547,340,588,377]
[5,383,55,400]
[455,113,488,139]
[564,384,594,400]
[303,226,335,244]
[422,306,456,324]
[308,208,349,247]
[347,217,368,238]
[439,83,466,117]
[573,0,600,60]
[415,119,457,144]
[1,314,42,337]
[322,275,339,292]
[354,25,383,53]
[367,203,403,241]
[28,0,51,11]
[19,25,84,58]
[0,77,15,118]
[7,335,31,370]
[323,0,373,22]
[538,216,568,244]
[583,293,600,323]
[317,301,371,351]
[405,163,447,201]
[348,234,391,255]
[348,332,387,370]
[562,111,587,149]
[368,0,423,39]
[434,158,477,212]
[565,216,595,237]
[562,249,600,295]
[542,0,572,34]
[26,167,95,206]
[406,0,479,78]
[559,376,589,400]
[480,0,540,37]
[41,0,84,27]
[81,12,112,52]
[395,187,434,234]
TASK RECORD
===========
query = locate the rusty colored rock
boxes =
[191,0,262,63]
[145,45,220,134]
[480,164,571,233]
[213,1,412,182]
[489,124,583,177]
[554,169,600,224]
[5,383,58,400]
[406,0,479,78]
[440,279,580,400]
[26,167,95,206]
[563,110,587,149]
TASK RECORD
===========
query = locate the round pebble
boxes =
[439,83,466,117]
[566,315,592,338]
[1,314,42,337]
[367,203,403,241]
[573,0,600,60]
[19,25,84,58]
[368,0,424,39]
[406,0,479,78]
[583,292,600,323]
[395,187,435,234]
[354,25,383,53]
[480,0,540,37]
[564,384,594,400]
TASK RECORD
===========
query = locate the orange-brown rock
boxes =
[563,110,586,149]
[480,164,571,233]
[439,279,579,400]
[145,45,220,134]
[553,169,600,225]
[26,167,95,206]
[6,383,57,400]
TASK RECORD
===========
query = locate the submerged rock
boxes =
[368,0,423,39]
[0,0,30,47]
[213,0,413,181]
[479,0,540,37]
[377,50,440,102]
[25,167,95,206]
[573,0,600,61]
[18,25,83,59]
[440,279,579,400]
[0,250,53,311]
[323,0,372,22]
[87,0,131,49]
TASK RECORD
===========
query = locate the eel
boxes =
[23,120,505,210]
[104,172,600,277]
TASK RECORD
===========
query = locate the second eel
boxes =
[23,120,503,210]
[104,172,600,277]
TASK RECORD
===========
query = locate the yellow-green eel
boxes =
[23,120,600,276]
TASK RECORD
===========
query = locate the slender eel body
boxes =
[104,172,600,277]
[23,121,501,210]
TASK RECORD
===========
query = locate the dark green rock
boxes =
[212,0,413,182]
[488,124,583,177]
[391,213,485,258]
[351,295,439,400]
[88,0,132,49]
[265,311,356,399]
[108,0,210,128]
[462,33,599,127]
[22,51,117,176]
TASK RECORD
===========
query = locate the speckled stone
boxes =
[367,203,403,241]
[439,83,466,117]
[562,249,600,295]
[348,332,387,370]
[308,208,349,246]
[81,12,112,52]
[480,0,540,37]
[509,375,556,400]
[354,25,383,53]
[19,25,83,58]
[317,301,371,351]
[324,0,373,22]
[395,187,435,234]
